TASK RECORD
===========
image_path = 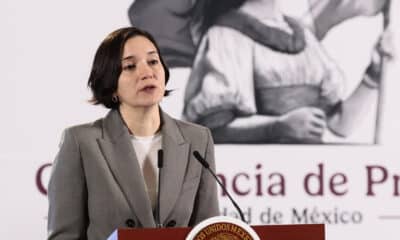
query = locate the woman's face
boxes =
[116,36,166,109]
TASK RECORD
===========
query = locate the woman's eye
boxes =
[123,64,136,71]
[149,59,159,65]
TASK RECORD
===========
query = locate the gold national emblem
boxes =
[193,222,254,240]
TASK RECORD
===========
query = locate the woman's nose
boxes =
[137,62,153,80]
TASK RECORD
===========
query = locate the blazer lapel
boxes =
[97,110,156,227]
[159,111,190,223]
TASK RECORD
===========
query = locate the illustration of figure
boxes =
[182,0,390,144]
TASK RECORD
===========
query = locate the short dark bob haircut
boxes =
[88,27,170,109]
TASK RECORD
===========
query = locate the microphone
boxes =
[155,149,164,228]
[193,151,246,223]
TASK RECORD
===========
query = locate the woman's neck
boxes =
[119,104,161,137]
[239,0,283,22]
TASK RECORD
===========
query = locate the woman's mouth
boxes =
[140,85,157,93]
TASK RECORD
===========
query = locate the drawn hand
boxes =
[276,107,327,143]
[365,28,395,87]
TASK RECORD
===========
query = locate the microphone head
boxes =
[193,151,209,169]
[157,149,163,168]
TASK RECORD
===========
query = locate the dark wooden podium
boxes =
[108,224,324,240]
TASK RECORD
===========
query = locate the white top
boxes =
[184,20,345,124]
[131,133,162,210]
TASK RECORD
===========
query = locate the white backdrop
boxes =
[2,0,400,239]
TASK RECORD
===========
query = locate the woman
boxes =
[183,0,385,143]
[47,27,219,240]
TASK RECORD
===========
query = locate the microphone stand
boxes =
[193,151,246,223]
[155,149,163,228]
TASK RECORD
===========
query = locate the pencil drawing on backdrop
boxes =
[128,0,394,144]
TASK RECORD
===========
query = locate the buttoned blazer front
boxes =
[47,109,219,240]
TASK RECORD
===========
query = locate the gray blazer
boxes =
[47,109,219,240]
